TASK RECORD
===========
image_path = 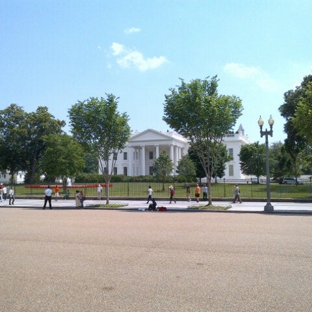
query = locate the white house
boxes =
[0,170,25,184]
[105,125,251,180]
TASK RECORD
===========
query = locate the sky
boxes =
[1,0,312,144]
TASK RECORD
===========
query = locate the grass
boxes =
[11,182,312,200]
[188,205,231,210]
[87,203,128,209]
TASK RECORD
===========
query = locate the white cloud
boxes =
[124,27,141,34]
[111,42,125,56]
[224,63,281,92]
[109,42,167,71]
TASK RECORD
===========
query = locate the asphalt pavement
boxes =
[1,197,312,213]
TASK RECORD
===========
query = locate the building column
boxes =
[170,144,174,162]
[155,145,159,158]
[128,146,132,176]
[174,145,179,172]
[141,145,146,176]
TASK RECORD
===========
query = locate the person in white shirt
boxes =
[97,184,103,200]
[43,185,52,209]
[3,185,7,200]
[9,187,15,205]
[146,186,154,204]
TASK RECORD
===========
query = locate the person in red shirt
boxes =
[195,184,201,203]
[54,185,59,201]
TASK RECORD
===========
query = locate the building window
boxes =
[149,151,153,160]
[229,165,234,177]
[228,148,233,158]
[113,153,118,160]
[114,167,117,175]
[123,152,127,160]
[123,167,128,176]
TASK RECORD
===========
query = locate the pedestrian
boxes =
[54,185,59,201]
[97,184,103,200]
[169,185,176,204]
[0,185,3,202]
[202,184,208,201]
[79,191,85,209]
[3,185,7,200]
[186,183,191,202]
[75,190,81,208]
[195,184,201,203]
[233,184,242,203]
[146,185,154,204]
[148,198,157,211]
[43,185,52,209]
[8,186,15,205]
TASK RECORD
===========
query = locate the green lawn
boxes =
[12,182,312,200]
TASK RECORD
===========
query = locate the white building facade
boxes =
[0,170,25,184]
[106,125,251,180]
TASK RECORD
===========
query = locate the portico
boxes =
[115,129,189,176]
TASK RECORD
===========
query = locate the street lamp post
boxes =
[258,115,274,212]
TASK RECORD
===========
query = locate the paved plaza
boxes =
[2,197,312,213]
[1,206,311,311]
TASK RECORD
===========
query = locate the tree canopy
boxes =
[68,95,130,203]
[0,104,65,183]
[41,134,85,191]
[239,142,267,180]
[279,75,312,176]
[292,79,312,144]
[176,155,196,182]
[163,76,243,204]
[151,151,173,191]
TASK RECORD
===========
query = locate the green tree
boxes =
[163,76,243,205]
[176,155,196,182]
[83,152,99,174]
[279,75,312,177]
[213,143,233,181]
[270,142,292,181]
[0,104,26,182]
[68,95,130,204]
[0,104,65,183]
[239,142,267,182]
[292,80,312,143]
[41,134,85,191]
[22,106,66,183]
[151,151,173,191]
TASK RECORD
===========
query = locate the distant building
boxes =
[101,125,251,180]
[0,170,25,184]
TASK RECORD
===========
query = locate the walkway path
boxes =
[1,197,312,213]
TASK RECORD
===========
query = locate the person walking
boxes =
[54,185,59,201]
[3,185,7,200]
[146,186,154,204]
[0,185,3,202]
[169,185,176,204]
[79,191,85,209]
[43,185,52,209]
[75,190,81,208]
[9,187,15,205]
[202,184,208,201]
[97,184,103,200]
[233,184,242,203]
[195,184,201,203]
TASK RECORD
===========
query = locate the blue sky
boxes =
[1,0,311,144]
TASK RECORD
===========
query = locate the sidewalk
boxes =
[1,197,312,213]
